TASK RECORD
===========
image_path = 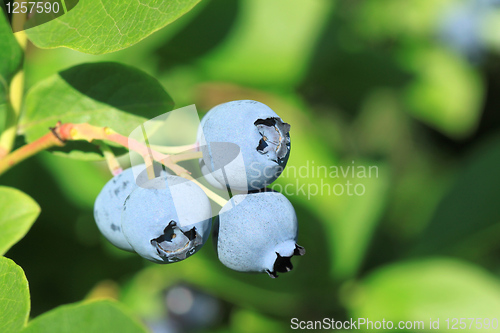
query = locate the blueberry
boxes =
[214,191,305,278]
[437,0,500,61]
[121,175,212,263]
[94,163,167,251]
[198,100,291,191]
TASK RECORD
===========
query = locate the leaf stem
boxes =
[60,123,191,177]
[0,122,227,206]
[0,128,64,175]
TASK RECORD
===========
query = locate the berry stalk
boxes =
[0,122,228,206]
[169,150,203,163]
[99,142,123,176]
[150,143,199,154]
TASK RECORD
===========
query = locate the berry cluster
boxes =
[94,100,305,278]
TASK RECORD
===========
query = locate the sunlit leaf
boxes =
[404,47,483,138]
[20,62,174,160]
[199,0,332,87]
[0,187,40,255]
[354,0,451,41]
[21,300,148,333]
[0,11,23,133]
[348,258,500,332]
[25,0,202,55]
[0,257,30,333]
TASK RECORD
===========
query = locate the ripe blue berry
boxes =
[94,164,166,252]
[121,175,212,263]
[198,100,291,191]
[214,191,305,278]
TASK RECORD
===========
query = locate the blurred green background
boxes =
[2,0,500,331]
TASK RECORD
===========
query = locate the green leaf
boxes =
[354,0,451,41]
[0,11,23,133]
[25,0,202,55]
[20,62,174,160]
[0,187,40,255]
[0,257,30,333]
[348,258,500,331]
[199,0,332,87]
[404,47,484,139]
[0,12,23,85]
[21,300,148,333]
[414,135,500,257]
